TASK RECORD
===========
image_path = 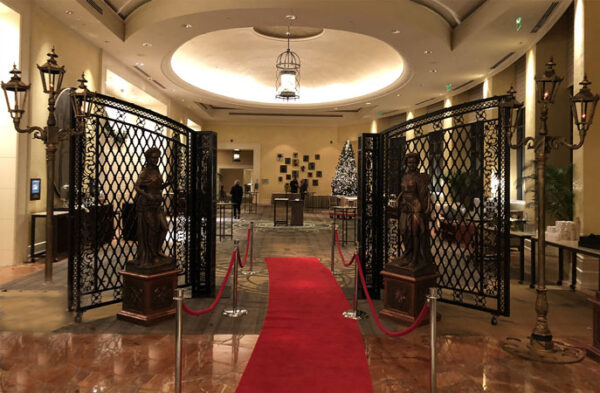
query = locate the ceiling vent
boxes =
[229,112,343,118]
[152,80,166,90]
[490,52,515,70]
[86,0,104,14]
[453,80,475,90]
[133,65,150,78]
[330,108,361,113]
[415,97,436,106]
[531,2,559,33]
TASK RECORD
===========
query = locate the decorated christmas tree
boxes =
[331,140,358,196]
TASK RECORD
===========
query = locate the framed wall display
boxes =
[293,159,299,166]
[316,171,322,178]
[277,154,283,161]
[262,178,269,184]
[285,157,291,164]
[292,170,299,178]
[308,162,315,170]
[293,152,298,158]
[30,178,41,200]
[278,177,283,182]
[301,166,305,172]
[286,174,291,180]
[312,179,319,186]
[303,155,309,162]
[280,165,287,173]
[315,154,320,160]
[308,172,313,178]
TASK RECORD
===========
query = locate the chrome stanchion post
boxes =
[427,287,439,393]
[242,222,256,276]
[223,240,248,318]
[343,242,368,320]
[174,288,184,393]
[331,221,336,273]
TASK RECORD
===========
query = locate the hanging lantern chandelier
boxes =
[275,25,301,101]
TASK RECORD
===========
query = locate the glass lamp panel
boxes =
[278,71,297,95]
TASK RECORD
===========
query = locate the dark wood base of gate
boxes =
[379,270,440,325]
[117,269,181,326]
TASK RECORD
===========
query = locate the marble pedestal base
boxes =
[117,269,181,326]
[380,270,439,325]
[588,292,600,361]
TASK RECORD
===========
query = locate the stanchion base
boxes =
[223,308,248,318]
[241,270,256,276]
[343,309,368,320]
[501,337,586,363]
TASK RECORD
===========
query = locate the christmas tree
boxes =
[331,140,358,196]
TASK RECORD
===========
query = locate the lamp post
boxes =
[1,48,92,282]
[501,58,599,363]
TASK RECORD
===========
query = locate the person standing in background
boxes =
[230,180,243,219]
[300,179,308,200]
[290,176,299,194]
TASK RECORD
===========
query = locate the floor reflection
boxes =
[0,332,597,392]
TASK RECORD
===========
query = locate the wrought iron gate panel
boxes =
[69,93,215,314]
[361,97,510,315]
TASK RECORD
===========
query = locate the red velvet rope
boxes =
[355,254,431,337]
[182,251,236,316]
[334,229,355,267]
[239,228,251,268]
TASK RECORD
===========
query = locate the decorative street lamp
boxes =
[501,57,599,363]
[1,48,92,282]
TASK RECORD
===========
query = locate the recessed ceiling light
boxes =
[285,14,296,20]
[142,42,152,47]
[366,102,372,105]
[424,50,432,55]
[104,40,111,44]
[65,10,73,15]
[182,23,192,28]
[396,94,400,97]
[391,29,401,34]
[136,62,144,67]
[430,69,438,73]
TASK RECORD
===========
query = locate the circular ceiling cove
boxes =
[170,27,405,105]
[253,26,324,40]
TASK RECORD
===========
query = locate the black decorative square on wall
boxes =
[303,155,309,162]
[293,159,299,166]
[308,162,315,170]
[286,174,291,180]
[277,154,283,161]
[301,166,305,172]
[280,165,287,173]
[285,157,291,164]
[312,179,319,186]
[292,170,299,178]
[278,177,283,182]
[316,171,322,178]
[315,154,320,160]
[293,152,298,158]
[308,172,313,178]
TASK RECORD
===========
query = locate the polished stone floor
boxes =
[0,206,598,392]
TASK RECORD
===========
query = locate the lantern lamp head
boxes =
[37,47,65,95]
[535,57,563,104]
[571,75,599,131]
[1,64,30,124]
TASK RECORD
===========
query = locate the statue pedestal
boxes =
[380,269,440,325]
[117,269,181,326]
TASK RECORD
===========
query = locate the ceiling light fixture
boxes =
[275,25,301,101]
[142,42,152,47]
[65,10,73,15]
[430,69,438,73]
[424,50,432,55]
[136,62,144,66]
[182,24,192,29]
[391,29,401,34]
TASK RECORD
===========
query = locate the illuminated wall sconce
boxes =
[233,149,241,162]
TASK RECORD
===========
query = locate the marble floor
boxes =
[0,207,598,392]
[1,332,599,393]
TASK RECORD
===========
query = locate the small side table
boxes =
[274,198,289,226]
[30,210,70,262]
[290,199,304,226]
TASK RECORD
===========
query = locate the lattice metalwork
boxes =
[68,93,215,315]
[360,97,510,316]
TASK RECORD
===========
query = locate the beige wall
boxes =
[205,121,369,203]
[217,149,253,168]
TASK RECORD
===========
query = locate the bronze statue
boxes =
[390,152,435,276]
[128,147,175,274]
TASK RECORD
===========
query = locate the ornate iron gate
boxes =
[359,97,510,316]
[68,93,216,317]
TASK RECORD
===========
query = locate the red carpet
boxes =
[236,257,373,393]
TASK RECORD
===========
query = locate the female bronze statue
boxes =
[393,152,435,275]
[130,147,174,273]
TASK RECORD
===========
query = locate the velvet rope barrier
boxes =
[239,228,251,268]
[355,254,430,337]
[182,251,236,316]
[334,229,355,267]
